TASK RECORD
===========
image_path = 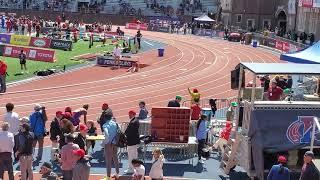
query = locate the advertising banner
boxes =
[301,0,313,7]
[249,110,320,180]
[275,40,284,51]
[0,34,11,44]
[50,39,73,51]
[29,37,51,48]
[125,23,148,31]
[282,41,290,52]
[148,25,170,33]
[3,45,55,62]
[267,39,276,48]
[10,34,31,46]
[0,44,5,56]
[97,56,135,68]
[288,0,296,14]
[314,0,320,7]
[249,110,320,152]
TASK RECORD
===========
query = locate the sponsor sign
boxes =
[0,34,11,43]
[289,44,299,53]
[267,38,276,48]
[249,110,320,152]
[282,41,290,52]
[96,56,135,68]
[29,37,51,48]
[125,23,148,31]
[288,0,296,14]
[276,40,284,51]
[0,44,5,56]
[50,39,73,51]
[3,45,55,62]
[148,25,170,33]
[286,116,319,144]
[300,0,313,7]
[314,0,320,7]
[10,34,31,46]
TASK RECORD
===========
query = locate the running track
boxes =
[1,29,280,179]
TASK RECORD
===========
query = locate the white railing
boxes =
[310,117,320,151]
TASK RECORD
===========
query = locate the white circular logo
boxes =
[34,39,46,47]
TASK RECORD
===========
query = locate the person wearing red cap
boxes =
[212,121,232,155]
[267,155,290,180]
[188,87,201,104]
[97,103,113,131]
[65,107,72,113]
[124,110,140,174]
[74,123,88,152]
[72,149,90,180]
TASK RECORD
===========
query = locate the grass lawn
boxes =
[2,39,120,82]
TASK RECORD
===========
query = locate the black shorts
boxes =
[20,61,26,65]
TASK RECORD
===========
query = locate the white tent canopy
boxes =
[194,14,215,22]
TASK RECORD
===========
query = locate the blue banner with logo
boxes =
[249,110,320,151]
[248,109,320,179]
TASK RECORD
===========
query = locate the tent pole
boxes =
[235,65,243,132]
[251,73,256,103]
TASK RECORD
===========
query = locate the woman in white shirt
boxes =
[113,44,122,69]
[132,159,145,180]
[149,148,165,180]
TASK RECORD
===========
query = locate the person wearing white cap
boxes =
[29,103,48,161]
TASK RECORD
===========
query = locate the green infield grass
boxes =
[2,39,120,82]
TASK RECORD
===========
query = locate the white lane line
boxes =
[144,40,154,46]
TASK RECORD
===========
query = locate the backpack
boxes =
[113,124,127,148]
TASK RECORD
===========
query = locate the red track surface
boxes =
[1,31,280,121]
[1,30,281,180]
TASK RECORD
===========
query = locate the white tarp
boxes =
[194,14,215,22]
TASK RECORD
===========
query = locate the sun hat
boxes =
[34,104,42,111]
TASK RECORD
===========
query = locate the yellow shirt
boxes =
[188,89,200,102]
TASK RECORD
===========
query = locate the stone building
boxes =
[219,0,297,32]
[296,0,320,41]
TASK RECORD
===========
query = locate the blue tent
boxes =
[280,41,320,64]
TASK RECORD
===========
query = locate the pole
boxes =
[310,117,316,151]
[235,65,243,131]
[251,73,256,103]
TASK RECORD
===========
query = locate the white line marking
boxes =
[144,40,154,46]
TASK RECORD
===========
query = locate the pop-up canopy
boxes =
[241,62,320,75]
[194,14,215,22]
[280,41,320,64]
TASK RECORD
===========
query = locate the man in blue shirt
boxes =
[29,104,47,161]
[102,114,119,179]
